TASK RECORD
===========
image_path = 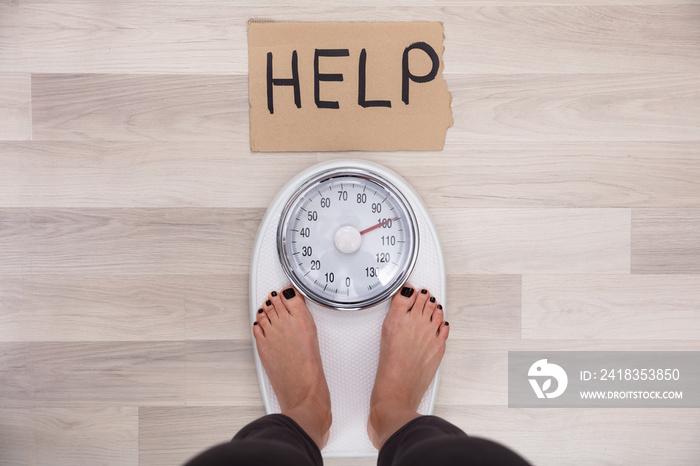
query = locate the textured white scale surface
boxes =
[250,161,445,457]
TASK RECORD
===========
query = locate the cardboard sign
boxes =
[248,21,453,152]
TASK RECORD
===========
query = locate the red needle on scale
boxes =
[359,217,399,236]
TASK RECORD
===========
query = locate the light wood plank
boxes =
[449,73,699,143]
[522,274,700,340]
[9,208,261,274]
[0,74,31,140]
[0,3,247,75]
[3,5,699,74]
[27,342,186,404]
[4,0,697,5]
[33,407,138,466]
[0,274,254,342]
[0,276,30,342]
[632,208,700,273]
[32,74,246,141]
[185,340,261,406]
[440,349,509,406]
[445,275,522,340]
[441,338,700,353]
[432,208,631,274]
[0,210,30,274]
[321,142,700,208]
[437,0,700,6]
[138,406,265,466]
[184,274,252,341]
[0,142,318,208]
[434,406,700,466]
[0,343,29,407]
[0,408,36,466]
[412,5,700,74]
[0,275,185,342]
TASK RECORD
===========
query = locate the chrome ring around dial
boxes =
[277,167,419,310]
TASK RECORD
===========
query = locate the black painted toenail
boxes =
[430,296,436,303]
[400,286,414,298]
[282,288,296,299]
[265,299,271,306]
[253,322,258,326]
[445,321,450,326]
[258,308,263,314]
[271,291,277,297]
[421,289,428,294]
[438,304,443,310]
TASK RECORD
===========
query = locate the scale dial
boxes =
[277,168,419,310]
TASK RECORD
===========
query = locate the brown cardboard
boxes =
[248,21,453,152]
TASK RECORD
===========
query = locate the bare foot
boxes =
[368,286,449,450]
[253,287,332,450]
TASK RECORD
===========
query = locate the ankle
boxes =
[367,400,419,450]
[284,389,332,449]
[308,389,333,434]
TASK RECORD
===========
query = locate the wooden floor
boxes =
[1,2,699,465]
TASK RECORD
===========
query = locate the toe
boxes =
[423,295,438,320]
[263,298,278,322]
[253,320,265,339]
[411,288,430,317]
[280,287,307,316]
[256,307,271,327]
[438,321,450,340]
[389,285,416,316]
[431,304,444,328]
[269,290,289,319]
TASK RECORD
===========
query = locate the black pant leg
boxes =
[377,415,532,466]
[183,414,323,466]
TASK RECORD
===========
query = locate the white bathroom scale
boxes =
[249,159,445,457]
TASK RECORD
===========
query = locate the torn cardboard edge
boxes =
[248,21,453,152]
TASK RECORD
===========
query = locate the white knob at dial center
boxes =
[334,225,362,254]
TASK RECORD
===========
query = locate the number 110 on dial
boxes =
[277,168,419,310]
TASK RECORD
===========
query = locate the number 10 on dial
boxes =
[277,168,419,310]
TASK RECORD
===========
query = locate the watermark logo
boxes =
[510,352,700,407]
[528,359,568,399]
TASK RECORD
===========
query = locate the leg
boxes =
[368,286,449,449]
[377,416,532,466]
[369,287,532,465]
[185,287,331,465]
[184,414,322,466]
[187,288,331,466]
[253,287,332,449]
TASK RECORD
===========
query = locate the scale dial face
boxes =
[277,168,419,310]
